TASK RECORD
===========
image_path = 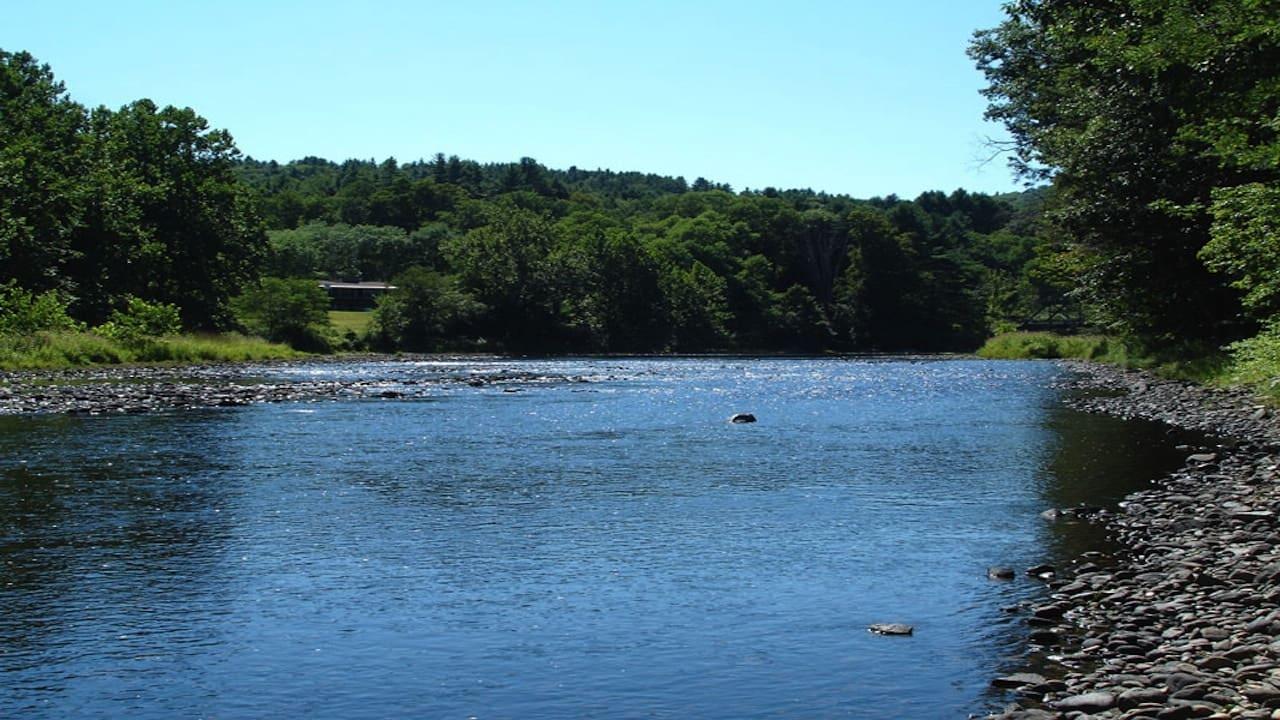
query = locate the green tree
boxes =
[230,277,332,350]
[970,0,1280,344]
[442,204,563,349]
[1201,183,1280,322]
[554,212,667,351]
[370,267,483,351]
[70,100,266,327]
[0,50,86,293]
[661,260,731,351]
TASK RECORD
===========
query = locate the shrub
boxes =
[93,296,182,345]
[0,282,84,334]
[230,277,333,351]
[1224,324,1280,398]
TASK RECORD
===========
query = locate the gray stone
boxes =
[867,623,912,636]
[1118,686,1168,708]
[1054,691,1116,712]
[992,672,1047,689]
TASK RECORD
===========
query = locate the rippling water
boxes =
[0,358,1192,718]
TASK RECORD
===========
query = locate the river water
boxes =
[0,358,1192,718]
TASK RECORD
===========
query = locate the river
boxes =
[0,358,1194,718]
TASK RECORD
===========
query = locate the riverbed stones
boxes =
[0,356,590,416]
[983,361,1280,719]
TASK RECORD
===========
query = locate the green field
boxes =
[329,311,374,336]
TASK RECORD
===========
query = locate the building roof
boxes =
[318,281,396,290]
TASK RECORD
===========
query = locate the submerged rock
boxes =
[988,566,1016,580]
[729,412,757,424]
[868,623,914,636]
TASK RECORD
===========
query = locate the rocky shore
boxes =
[987,361,1280,720]
[0,357,589,415]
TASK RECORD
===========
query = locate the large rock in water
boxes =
[868,623,913,636]
[729,413,757,424]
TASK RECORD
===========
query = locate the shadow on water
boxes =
[1037,403,1207,560]
[979,397,1207,711]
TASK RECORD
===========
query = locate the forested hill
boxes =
[234,155,1064,353]
[2,46,1066,357]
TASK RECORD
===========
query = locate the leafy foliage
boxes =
[230,278,333,350]
[0,282,83,334]
[970,0,1280,344]
[1201,183,1280,321]
[93,296,182,345]
[370,268,483,351]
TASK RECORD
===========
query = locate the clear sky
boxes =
[4,1,1020,199]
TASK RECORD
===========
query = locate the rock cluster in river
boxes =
[986,362,1280,720]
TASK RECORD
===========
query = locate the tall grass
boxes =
[976,332,1125,362]
[0,331,299,370]
[980,331,1280,402]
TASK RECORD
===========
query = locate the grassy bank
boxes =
[0,331,301,371]
[976,332,1124,363]
[979,331,1280,402]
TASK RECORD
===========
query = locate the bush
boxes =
[230,278,333,351]
[0,282,84,334]
[93,296,182,345]
[1224,324,1280,398]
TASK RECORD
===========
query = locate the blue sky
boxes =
[4,1,1020,198]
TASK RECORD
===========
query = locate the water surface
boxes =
[0,358,1190,718]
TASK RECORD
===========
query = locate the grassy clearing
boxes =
[329,310,373,336]
[0,331,300,371]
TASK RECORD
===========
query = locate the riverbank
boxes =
[0,331,301,370]
[987,361,1280,719]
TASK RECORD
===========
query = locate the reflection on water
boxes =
[0,359,1190,718]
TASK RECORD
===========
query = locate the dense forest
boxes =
[235,156,1067,352]
[2,0,1277,363]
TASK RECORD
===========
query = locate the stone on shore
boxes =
[1053,691,1116,712]
[991,673,1046,689]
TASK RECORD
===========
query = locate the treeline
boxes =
[236,156,1066,352]
[971,0,1280,364]
[1,47,1070,356]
